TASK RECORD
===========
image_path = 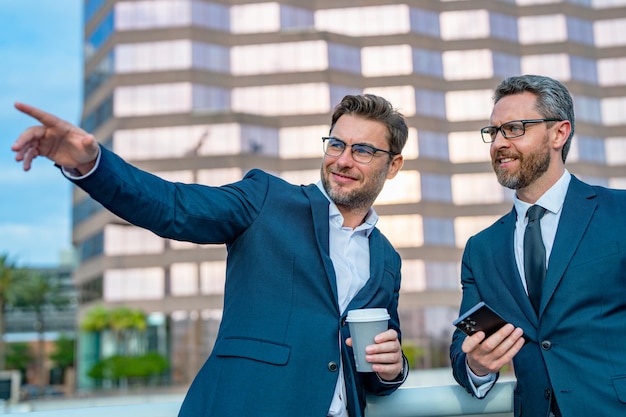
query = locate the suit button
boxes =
[328,362,338,372]
[541,340,552,350]
[544,388,551,399]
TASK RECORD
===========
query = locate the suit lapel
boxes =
[540,177,597,315]
[302,185,339,310]
[494,209,538,324]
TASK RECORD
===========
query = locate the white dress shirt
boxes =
[317,182,376,417]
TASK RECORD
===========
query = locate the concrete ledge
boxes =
[0,382,515,417]
[366,381,514,417]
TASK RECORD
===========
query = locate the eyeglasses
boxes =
[322,137,398,164]
[480,119,562,143]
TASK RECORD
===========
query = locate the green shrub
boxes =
[87,353,169,381]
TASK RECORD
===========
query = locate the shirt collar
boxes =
[316,181,378,236]
[514,169,571,218]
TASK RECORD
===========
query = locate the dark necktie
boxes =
[524,205,547,314]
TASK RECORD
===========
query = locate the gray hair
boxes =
[494,75,575,162]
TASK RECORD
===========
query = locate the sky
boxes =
[0,0,83,267]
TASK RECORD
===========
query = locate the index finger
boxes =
[374,328,398,343]
[14,102,63,127]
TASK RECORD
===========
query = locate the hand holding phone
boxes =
[453,301,508,339]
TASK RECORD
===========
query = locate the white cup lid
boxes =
[345,308,390,322]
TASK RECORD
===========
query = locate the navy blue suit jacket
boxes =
[450,176,626,416]
[72,146,406,417]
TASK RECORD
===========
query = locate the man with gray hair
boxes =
[450,74,626,417]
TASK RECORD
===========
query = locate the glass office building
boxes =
[77,0,626,387]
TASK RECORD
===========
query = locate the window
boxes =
[606,137,626,165]
[446,90,493,122]
[377,215,423,247]
[280,125,329,158]
[575,95,602,124]
[364,86,416,117]
[412,48,443,78]
[410,8,440,37]
[448,131,491,163]
[454,216,502,248]
[104,268,164,301]
[522,54,571,81]
[328,43,361,74]
[114,124,242,159]
[576,136,606,163]
[594,18,626,47]
[415,89,446,118]
[598,57,626,86]
[241,125,279,155]
[376,171,421,204]
[490,12,518,42]
[425,262,460,290]
[443,50,493,80]
[233,83,330,116]
[116,40,190,72]
[440,10,490,40]
[200,262,226,294]
[231,3,281,33]
[116,0,192,30]
[421,173,452,203]
[519,15,567,44]
[115,83,193,116]
[602,97,626,126]
[280,170,320,186]
[493,52,521,78]
[418,131,449,160]
[400,260,426,292]
[232,41,328,75]
[316,5,410,36]
[115,41,230,73]
[197,168,244,186]
[362,45,413,77]
[171,263,199,296]
[104,225,164,255]
[423,217,456,246]
[451,173,512,205]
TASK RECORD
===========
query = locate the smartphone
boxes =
[453,301,508,339]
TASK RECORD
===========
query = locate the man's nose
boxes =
[491,129,509,147]
[335,146,355,165]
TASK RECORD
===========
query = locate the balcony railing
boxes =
[0,381,514,417]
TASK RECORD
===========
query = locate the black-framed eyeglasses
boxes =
[322,137,398,164]
[480,119,562,143]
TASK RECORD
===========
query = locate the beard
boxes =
[321,165,388,213]
[493,141,550,190]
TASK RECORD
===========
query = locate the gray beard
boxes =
[494,146,550,190]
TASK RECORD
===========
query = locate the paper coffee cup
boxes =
[346,308,390,372]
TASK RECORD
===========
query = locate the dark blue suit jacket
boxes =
[450,176,626,416]
[72,146,406,417]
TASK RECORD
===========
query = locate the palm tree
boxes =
[81,306,147,356]
[80,305,111,333]
[109,306,147,356]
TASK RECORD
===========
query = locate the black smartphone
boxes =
[453,301,508,338]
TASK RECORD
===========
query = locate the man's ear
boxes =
[552,120,571,150]
[386,155,404,180]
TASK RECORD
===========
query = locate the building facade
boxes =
[77,0,626,387]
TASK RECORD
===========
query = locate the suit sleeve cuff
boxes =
[58,145,102,180]
[466,360,497,398]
